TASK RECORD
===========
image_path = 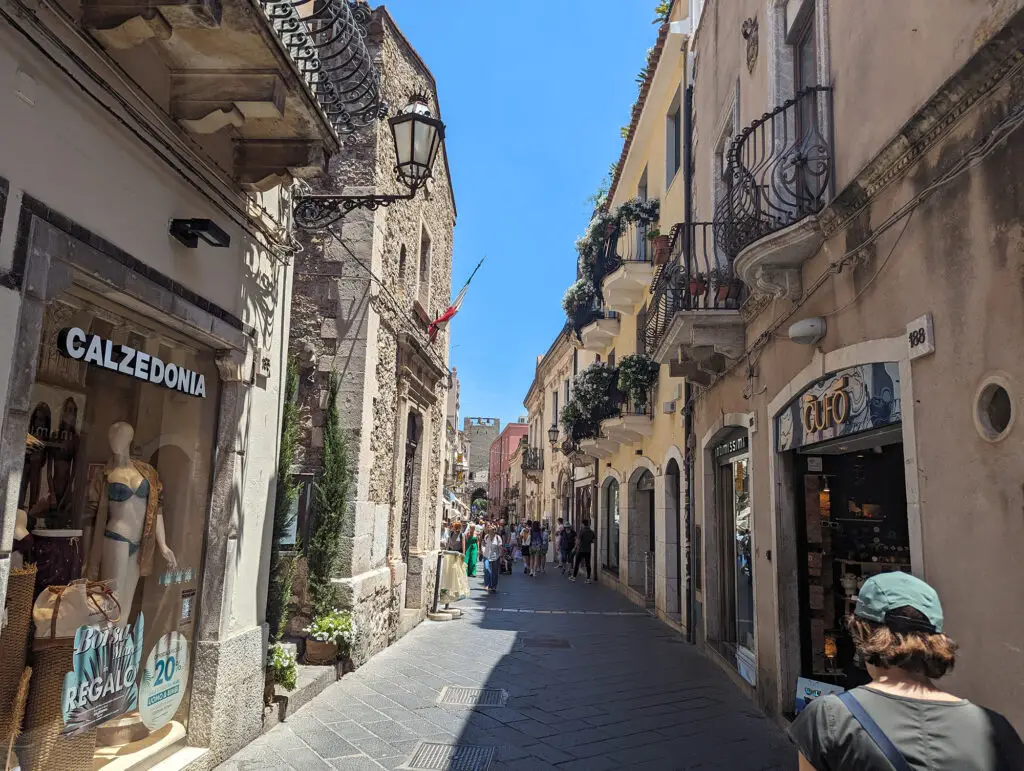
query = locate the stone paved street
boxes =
[220,565,796,771]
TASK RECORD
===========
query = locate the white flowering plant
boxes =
[304,609,356,654]
[266,642,297,691]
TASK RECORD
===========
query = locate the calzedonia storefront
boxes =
[775,362,912,712]
[2,279,220,769]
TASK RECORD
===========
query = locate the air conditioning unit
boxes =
[663,400,677,414]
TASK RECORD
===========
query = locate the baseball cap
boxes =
[854,572,944,633]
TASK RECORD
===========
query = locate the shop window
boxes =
[10,290,219,767]
[604,480,620,572]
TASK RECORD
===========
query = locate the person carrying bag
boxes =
[791,572,1023,770]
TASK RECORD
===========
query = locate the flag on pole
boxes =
[429,258,484,343]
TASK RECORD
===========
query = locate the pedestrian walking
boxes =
[446,521,464,553]
[520,520,532,574]
[791,572,1023,771]
[481,525,502,594]
[559,522,576,574]
[540,523,550,573]
[554,517,565,569]
[529,520,544,576]
[464,524,479,578]
[569,518,595,583]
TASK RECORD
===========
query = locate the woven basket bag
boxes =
[0,565,36,745]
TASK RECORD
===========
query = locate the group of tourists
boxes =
[438,515,597,596]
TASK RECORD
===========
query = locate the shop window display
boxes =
[5,290,217,770]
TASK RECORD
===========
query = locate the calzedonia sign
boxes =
[57,327,207,398]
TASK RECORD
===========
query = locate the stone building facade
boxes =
[462,416,499,504]
[289,8,456,664]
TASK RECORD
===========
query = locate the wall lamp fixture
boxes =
[169,218,231,249]
[292,96,446,231]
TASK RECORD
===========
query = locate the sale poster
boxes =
[139,632,190,730]
[61,613,144,736]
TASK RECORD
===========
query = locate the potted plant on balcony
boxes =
[617,354,659,414]
[647,228,672,266]
[708,267,741,303]
[688,272,708,297]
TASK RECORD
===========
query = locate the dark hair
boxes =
[848,606,958,679]
[532,521,540,532]
[582,518,590,527]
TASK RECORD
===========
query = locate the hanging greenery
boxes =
[561,278,596,317]
[560,364,620,442]
[653,1,671,24]
[267,359,301,644]
[307,371,353,618]
[617,354,660,411]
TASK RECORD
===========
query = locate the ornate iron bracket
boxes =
[293,190,416,230]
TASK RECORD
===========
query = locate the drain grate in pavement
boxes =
[520,636,571,649]
[403,742,494,770]
[438,686,508,707]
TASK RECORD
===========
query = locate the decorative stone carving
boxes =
[742,16,759,74]
[753,265,802,300]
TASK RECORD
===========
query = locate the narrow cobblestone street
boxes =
[221,565,795,770]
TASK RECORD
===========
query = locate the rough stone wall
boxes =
[368,326,398,505]
[463,418,500,477]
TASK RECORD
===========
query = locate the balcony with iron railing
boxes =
[602,219,658,313]
[522,447,544,479]
[573,298,621,353]
[643,223,747,385]
[600,385,656,446]
[82,0,384,188]
[714,86,834,299]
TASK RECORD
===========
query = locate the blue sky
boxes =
[381,1,660,427]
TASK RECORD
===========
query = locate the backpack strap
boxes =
[837,691,913,771]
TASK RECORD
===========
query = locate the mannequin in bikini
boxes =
[86,421,176,626]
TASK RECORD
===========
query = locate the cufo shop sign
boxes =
[57,327,207,398]
[776,362,901,452]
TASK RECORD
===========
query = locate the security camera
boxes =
[788,317,826,346]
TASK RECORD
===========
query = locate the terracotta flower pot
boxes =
[651,235,672,265]
[716,284,730,302]
[304,638,339,665]
[689,279,706,296]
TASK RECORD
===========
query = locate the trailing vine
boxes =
[267,358,300,644]
[560,364,621,442]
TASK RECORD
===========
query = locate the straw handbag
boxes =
[0,565,36,746]
[32,579,120,642]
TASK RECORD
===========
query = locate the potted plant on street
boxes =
[647,228,672,265]
[304,608,356,666]
[617,354,659,415]
[266,643,297,705]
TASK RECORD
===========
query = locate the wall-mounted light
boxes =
[547,425,560,448]
[169,218,231,249]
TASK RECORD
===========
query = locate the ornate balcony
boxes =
[578,436,618,459]
[82,0,385,188]
[601,388,655,446]
[644,223,746,387]
[575,301,620,353]
[522,447,544,480]
[715,87,833,299]
[601,220,657,313]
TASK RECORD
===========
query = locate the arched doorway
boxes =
[665,459,682,621]
[401,411,423,564]
[601,477,620,573]
[628,468,656,600]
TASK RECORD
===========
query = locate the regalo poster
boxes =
[61,613,144,736]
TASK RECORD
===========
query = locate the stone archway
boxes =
[627,466,656,599]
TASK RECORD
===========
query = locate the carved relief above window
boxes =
[742,16,758,74]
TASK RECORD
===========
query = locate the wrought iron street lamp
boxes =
[293,96,446,230]
[547,425,560,449]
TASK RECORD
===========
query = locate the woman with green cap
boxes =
[791,571,1023,770]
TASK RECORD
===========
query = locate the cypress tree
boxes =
[267,359,300,643]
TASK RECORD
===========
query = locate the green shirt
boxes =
[790,686,1024,771]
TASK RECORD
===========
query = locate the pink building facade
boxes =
[488,422,528,513]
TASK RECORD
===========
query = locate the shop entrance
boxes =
[792,426,910,688]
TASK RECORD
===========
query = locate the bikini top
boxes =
[108,478,150,502]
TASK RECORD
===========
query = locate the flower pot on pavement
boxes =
[304,639,339,665]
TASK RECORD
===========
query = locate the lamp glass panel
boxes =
[392,119,413,166]
[413,120,435,170]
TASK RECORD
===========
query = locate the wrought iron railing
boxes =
[613,386,656,420]
[644,223,746,354]
[522,447,544,474]
[572,298,619,334]
[259,0,386,134]
[599,218,656,278]
[715,86,833,259]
